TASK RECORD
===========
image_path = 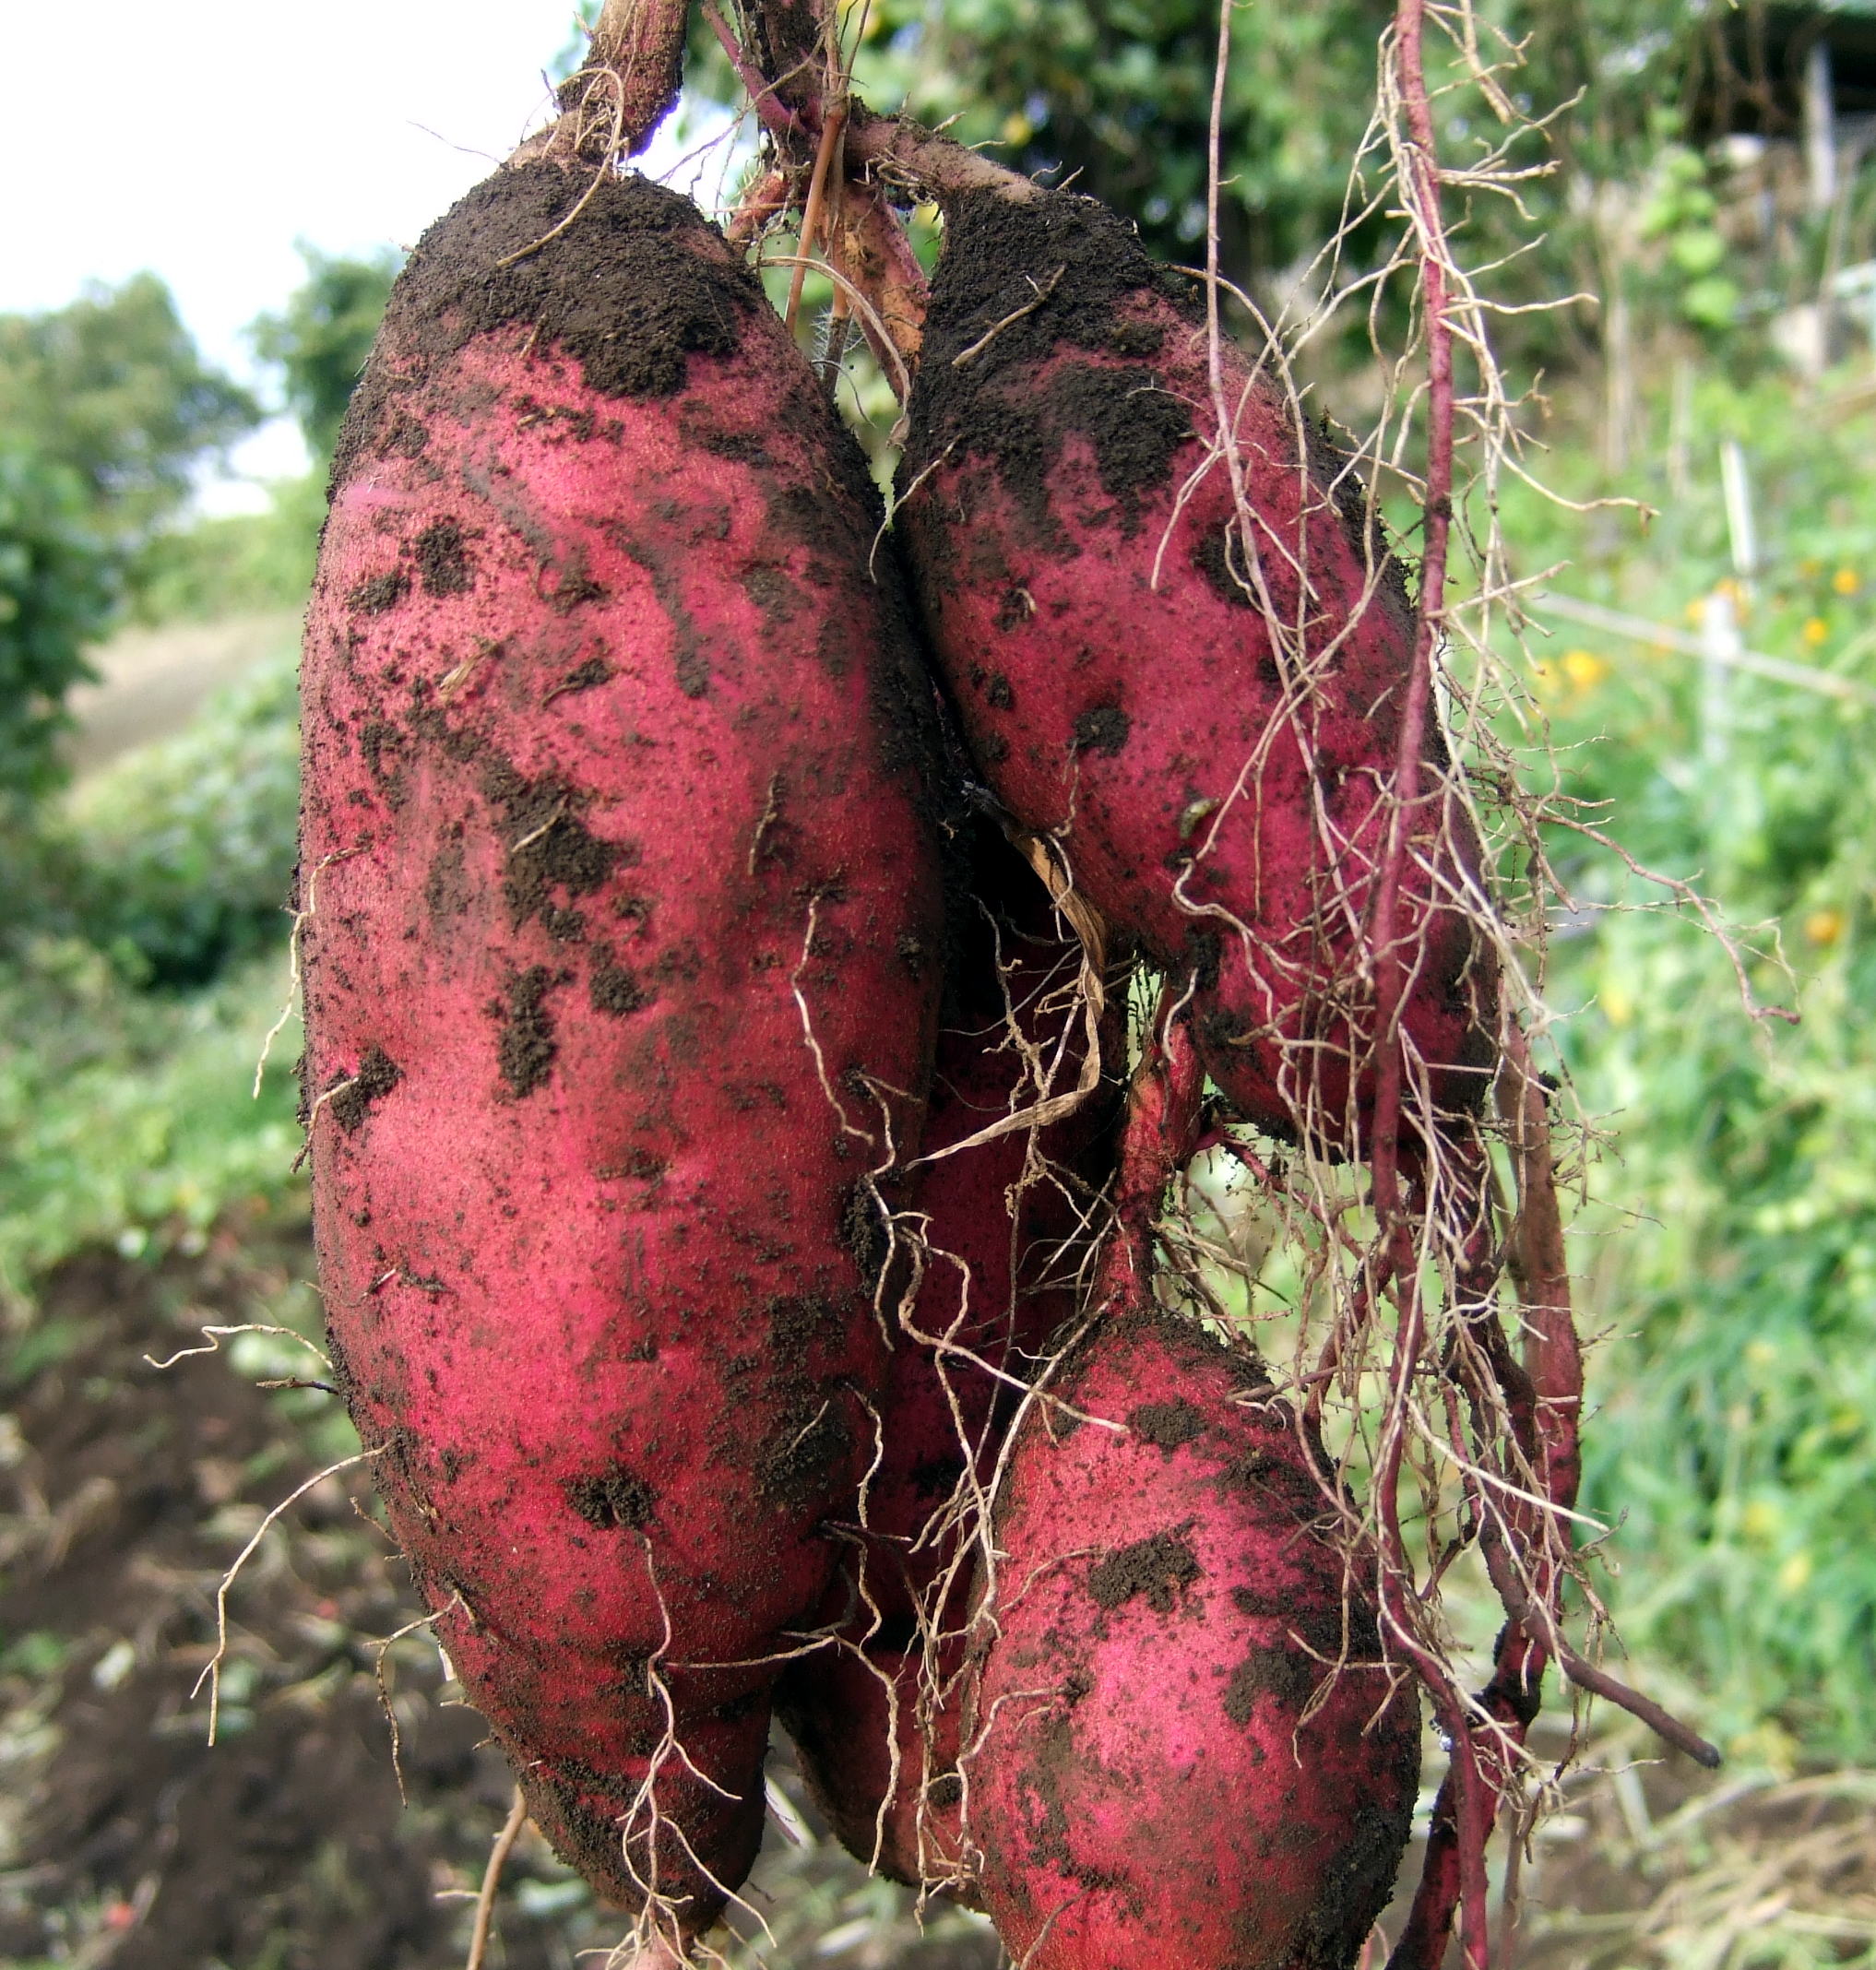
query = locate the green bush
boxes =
[0,936,303,1288]
[0,447,116,807]
[64,645,302,987]
[1495,366,1876,1762]
[127,472,324,625]
[250,245,400,466]
[0,273,258,546]
[0,626,305,1287]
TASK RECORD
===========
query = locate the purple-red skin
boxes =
[778,825,1123,1887]
[899,187,1497,1155]
[965,1306,1419,1970]
[299,162,945,1931]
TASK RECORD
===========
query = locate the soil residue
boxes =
[481,761,629,934]
[1070,705,1131,756]
[914,187,1189,387]
[1127,1397,1205,1454]
[1086,1525,1202,1614]
[565,1467,655,1530]
[1193,523,1257,609]
[331,164,761,493]
[1047,360,1193,530]
[589,955,651,1015]
[753,1393,853,1515]
[328,1043,402,1133]
[414,517,473,596]
[1287,1793,1419,1970]
[547,653,611,701]
[1221,1644,1320,1726]
[904,186,1198,540]
[497,966,561,1097]
[425,837,472,922]
[350,569,410,615]
[751,1295,857,1514]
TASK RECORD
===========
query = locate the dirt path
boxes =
[65,612,302,777]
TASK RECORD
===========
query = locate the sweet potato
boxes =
[298,160,945,1937]
[777,823,1123,1887]
[964,1305,1419,1969]
[898,184,1497,1153]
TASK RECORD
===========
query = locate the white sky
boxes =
[0,1,738,511]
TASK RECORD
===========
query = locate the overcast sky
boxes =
[1,1,738,507]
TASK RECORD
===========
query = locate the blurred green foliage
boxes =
[65,646,303,987]
[125,472,326,626]
[0,449,115,807]
[1639,136,1744,336]
[250,243,401,466]
[679,1,1753,360]
[1495,366,1876,1762]
[0,647,305,1286]
[0,935,303,1291]
[127,246,398,626]
[0,274,259,545]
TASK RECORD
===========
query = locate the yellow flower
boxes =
[1561,648,1609,690]
[1778,1551,1813,1592]
[1745,1338,1777,1367]
[1805,908,1845,947]
[1803,616,1829,647]
[1686,597,1707,626]
[1834,567,1860,596]
[1002,110,1034,147]
[1741,1499,1780,1541]
[1601,984,1633,1027]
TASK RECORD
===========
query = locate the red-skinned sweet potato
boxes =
[898,185,1497,1154]
[299,161,945,1938]
[777,823,1123,1887]
[964,1305,1419,1969]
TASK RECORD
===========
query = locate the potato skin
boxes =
[777,825,1123,1888]
[965,1308,1419,1970]
[900,187,1497,1153]
[299,163,945,1928]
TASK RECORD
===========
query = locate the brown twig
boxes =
[465,1786,528,1970]
[1096,987,1206,1311]
[1502,1024,1579,1511]
[837,179,930,369]
[784,99,849,335]
[1367,0,1454,1253]
[701,2,805,138]
[571,0,689,157]
[845,106,1039,207]
[727,166,790,244]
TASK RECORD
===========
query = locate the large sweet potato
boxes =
[777,823,1123,1887]
[964,1305,1419,1969]
[898,185,1497,1153]
[298,160,945,1938]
